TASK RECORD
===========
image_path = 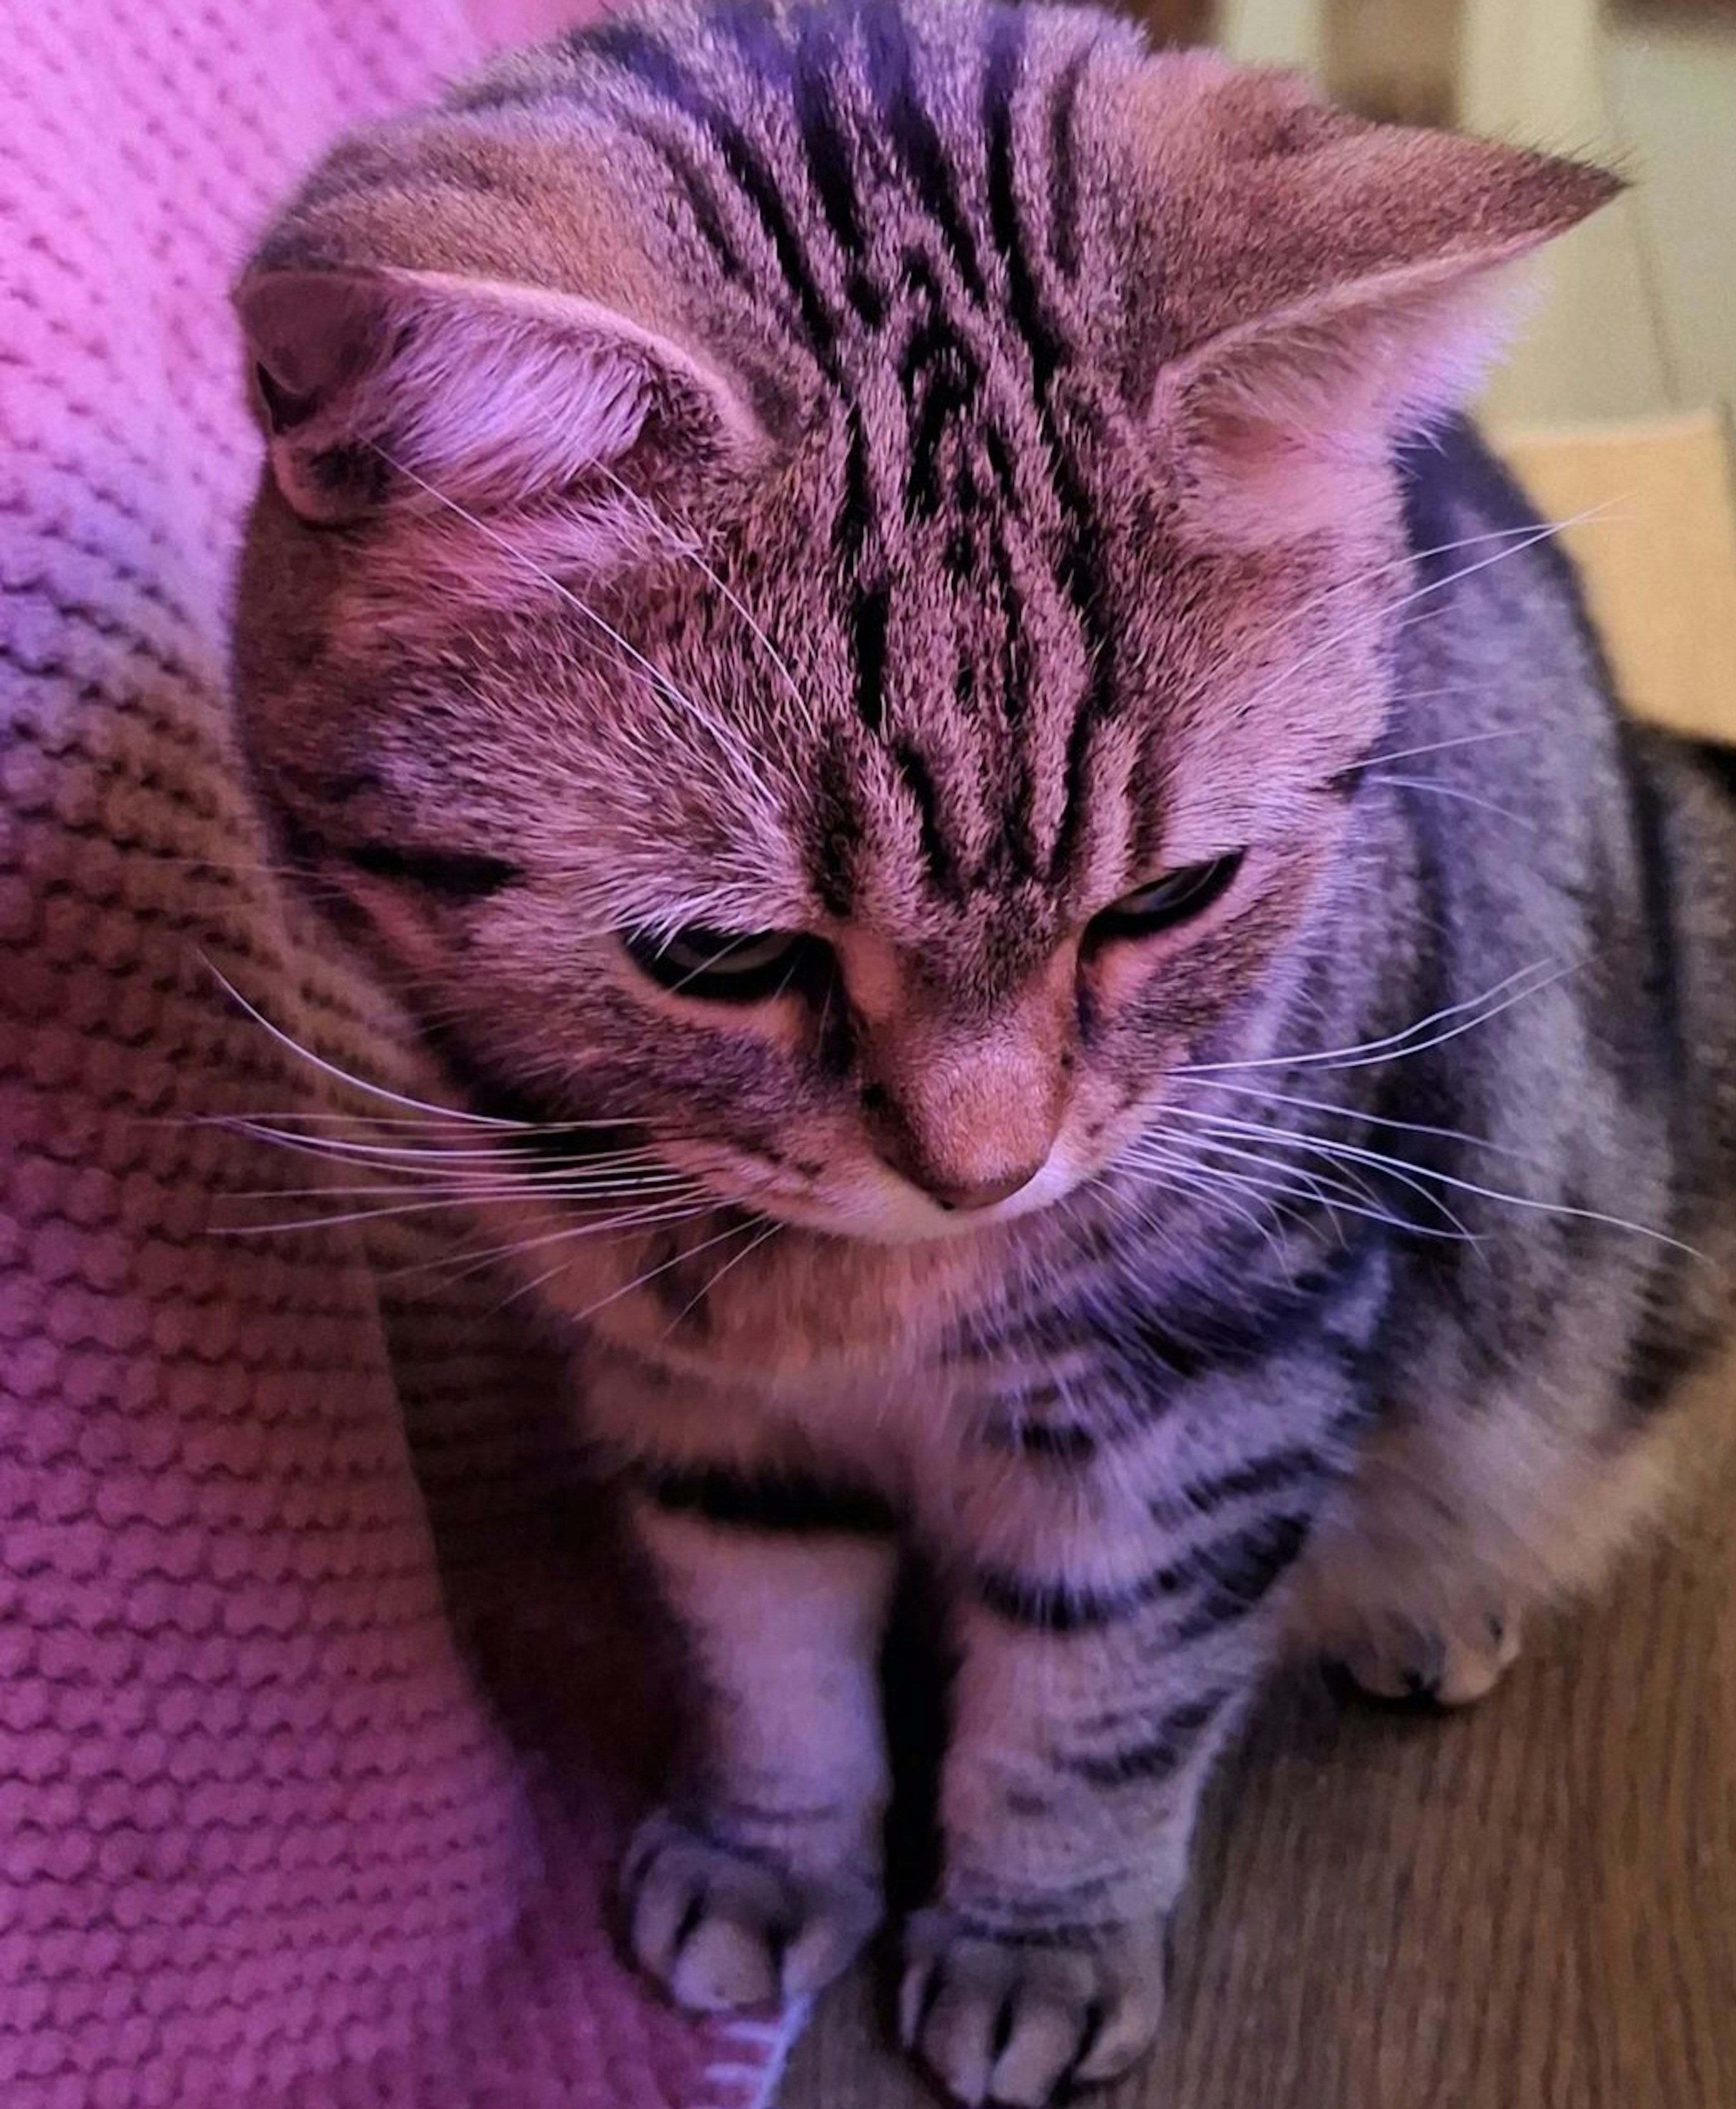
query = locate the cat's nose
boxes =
[923,1161,1045,1213]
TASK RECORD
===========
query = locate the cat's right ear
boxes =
[234,265,769,531]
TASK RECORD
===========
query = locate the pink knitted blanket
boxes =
[0,4,803,2104]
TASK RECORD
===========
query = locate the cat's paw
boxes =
[622,1811,881,2013]
[898,1908,1167,2106]
[1330,1606,1522,1709]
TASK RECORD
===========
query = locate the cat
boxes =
[227,0,1736,2100]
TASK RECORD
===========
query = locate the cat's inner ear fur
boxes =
[235,265,767,534]
[1141,84,1622,544]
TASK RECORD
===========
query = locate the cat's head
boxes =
[230,0,1613,1244]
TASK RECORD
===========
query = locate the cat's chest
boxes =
[572,1206,1151,1478]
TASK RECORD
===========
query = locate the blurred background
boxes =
[1133,0,1736,429]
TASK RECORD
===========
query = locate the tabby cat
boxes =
[228,1,1736,2098]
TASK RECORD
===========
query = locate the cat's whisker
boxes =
[1125,1144,1471,1247]
[203,957,528,1128]
[222,1120,666,1168]
[1160,1105,1699,1257]
[230,1173,698,1205]
[1125,1128,1440,1240]
[1358,728,1528,768]
[1363,773,1537,830]
[379,1197,722,1286]
[221,1189,716,1241]
[661,1217,783,1338]
[1240,504,1621,725]
[599,467,826,741]
[1106,1151,1294,1270]
[1141,1114,1477,1243]
[1173,1075,1543,1167]
[220,1126,682,1194]
[1177,955,1572,1080]
[490,1211,768,1326]
[377,451,779,828]
[184,1109,630,1134]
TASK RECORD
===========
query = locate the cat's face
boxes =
[231,0,1612,1244]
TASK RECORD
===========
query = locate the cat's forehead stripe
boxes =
[580,0,1119,907]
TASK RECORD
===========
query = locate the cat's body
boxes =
[230,3,1736,2098]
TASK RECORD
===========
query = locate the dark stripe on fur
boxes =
[853,582,891,734]
[619,117,748,283]
[1170,1443,1324,1515]
[890,737,960,892]
[835,405,873,568]
[976,1510,1308,1633]
[1619,1238,1716,1421]
[588,23,841,363]
[1171,1511,1311,1641]
[974,1557,1182,1634]
[625,1456,897,1535]
[981,1414,1100,1464]
[1061,1687,1231,1787]
[981,5,1114,884]
[901,302,981,518]
[790,10,888,331]
[811,732,864,917]
[859,0,987,303]
[1045,43,1090,277]
[1613,726,1699,1422]
[341,842,522,898]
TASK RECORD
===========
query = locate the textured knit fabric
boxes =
[0,3,802,2104]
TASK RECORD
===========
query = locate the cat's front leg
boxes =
[618,1471,899,2013]
[904,1451,1314,2104]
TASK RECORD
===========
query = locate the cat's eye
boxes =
[623,925,816,1002]
[1086,852,1245,945]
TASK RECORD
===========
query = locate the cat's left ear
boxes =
[234,265,769,531]
[1143,83,1622,541]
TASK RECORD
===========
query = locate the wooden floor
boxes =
[780,421,1736,2106]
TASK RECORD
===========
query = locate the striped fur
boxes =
[230,5,1736,2099]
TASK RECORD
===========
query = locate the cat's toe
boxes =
[623,1811,880,2013]
[898,1908,1165,2105]
[1329,1607,1521,1710]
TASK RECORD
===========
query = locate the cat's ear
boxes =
[234,265,767,529]
[1146,95,1621,542]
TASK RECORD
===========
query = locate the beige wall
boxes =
[1215,0,1736,429]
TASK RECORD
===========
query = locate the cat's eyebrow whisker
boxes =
[377,451,778,826]
[1363,774,1537,831]
[1178,956,1572,1080]
[599,466,826,741]
[1357,728,1527,768]
[1240,503,1621,723]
